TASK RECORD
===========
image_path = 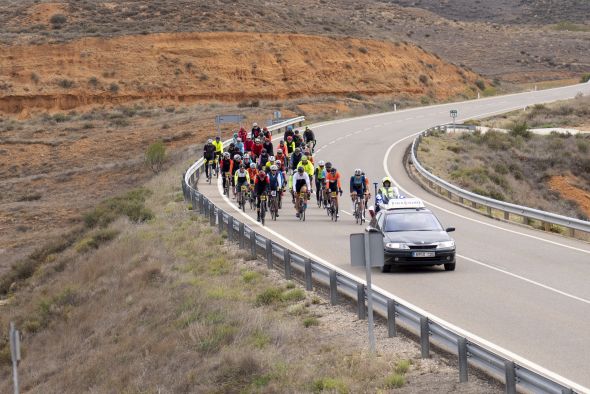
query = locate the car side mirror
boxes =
[446,227,455,233]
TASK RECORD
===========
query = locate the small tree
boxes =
[50,14,67,29]
[145,141,166,173]
[509,121,532,139]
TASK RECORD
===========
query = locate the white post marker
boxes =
[9,321,20,394]
[350,230,385,353]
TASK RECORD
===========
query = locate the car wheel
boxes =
[444,262,456,271]
[380,265,390,273]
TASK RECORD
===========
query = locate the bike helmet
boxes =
[258,170,266,177]
[261,149,267,154]
[354,169,362,176]
[263,127,268,131]
[382,177,392,187]
[301,156,308,163]
[276,150,283,155]
[269,156,275,162]
[239,163,245,169]
[253,122,258,127]
[223,152,230,159]
[297,166,304,173]
[295,148,301,153]
[234,154,241,161]
[237,137,242,142]
[233,132,238,138]
[325,162,332,170]
[279,140,284,144]
[270,165,278,171]
[207,138,213,144]
[255,138,261,143]
[215,136,220,140]
[318,160,325,166]
[330,167,337,174]
[250,163,256,169]
[275,160,281,166]
[294,129,300,134]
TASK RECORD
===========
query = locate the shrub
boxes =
[31,72,40,83]
[581,74,590,83]
[281,288,306,302]
[312,377,347,393]
[395,359,411,374]
[75,229,119,253]
[50,14,67,29]
[475,79,486,90]
[419,74,429,85]
[303,317,320,328]
[88,76,99,87]
[383,373,405,389]
[83,188,153,228]
[346,92,363,100]
[255,287,283,306]
[509,121,532,139]
[109,83,119,93]
[57,79,75,89]
[145,141,166,173]
[358,46,368,54]
[577,141,588,153]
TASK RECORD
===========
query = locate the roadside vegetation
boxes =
[0,161,499,393]
[418,96,590,221]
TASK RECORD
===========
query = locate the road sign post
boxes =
[450,110,458,132]
[350,230,385,353]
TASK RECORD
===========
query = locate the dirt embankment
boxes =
[0,32,481,115]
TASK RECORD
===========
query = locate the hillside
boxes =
[0,1,588,82]
[0,32,481,115]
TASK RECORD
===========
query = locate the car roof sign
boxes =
[386,198,425,210]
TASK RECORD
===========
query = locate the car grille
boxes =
[408,244,437,250]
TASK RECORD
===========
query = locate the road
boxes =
[198,82,590,389]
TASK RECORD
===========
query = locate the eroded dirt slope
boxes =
[0,32,481,115]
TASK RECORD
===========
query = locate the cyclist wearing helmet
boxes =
[236,137,244,154]
[263,127,272,140]
[350,169,368,219]
[232,132,239,146]
[251,122,262,140]
[325,166,342,218]
[247,162,258,187]
[284,125,295,141]
[242,153,251,168]
[253,170,270,222]
[292,166,311,218]
[265,155,276,171]
[258,149,270,168]
[203,138,216,180]
[290,147,303,171]
[238,127,248,143]
[285,136,296,157]
[303,126,316,153]
[251,138,263,158]
[227,142,238,159]
[220,152,234,194]
[262,138,274,156]
[314,160,327,203]
[212,136,223,162]
[268,164,284,217]
[231,154,242,195]
[234,164,250,195]
[277,140,287,158]
[244,136,254,153]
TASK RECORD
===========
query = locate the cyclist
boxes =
[284,125,295,142]
[297,155,314,186]
[231,154,242,196]
[253,170,270,222]
[232,132,239,146]
[302,147,314,164]
[277,140,288,158]
[314,160,327,203]
[251,122,262,140]
[285,136,296,157]
[212,136,223,162]
[268,164,284,217]
[361,171,371,208]
[227,142,239,159]
[350,169,368,220]
[244,136,254,153]
[247,162,258,187]
[303,126,316,152]
[265,155,276,171]
[258,149,270,168]
[325,166,342,218]
[219,152,234,195]
[292,166,311,218]
[275,149,286,167]
[236,137,244,154]
[376,177,400,211]
[290,147,303,171]
[263,127,272,140]
[203,139,216,180]
[242,152,252,168]
[293,129,303,147]
[251,138,263,158]
[234,163,251,200]
[262,137,274,156]
[238,127,248,143]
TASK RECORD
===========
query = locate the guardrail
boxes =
[181,116,585,394]
[411,124,590,238]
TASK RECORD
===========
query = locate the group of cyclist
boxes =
[202,122,402,223]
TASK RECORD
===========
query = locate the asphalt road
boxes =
[199,82,590,389]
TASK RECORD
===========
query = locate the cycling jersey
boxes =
[203,143,216,160]
[303,129,315,143]
[315,167,326,180]
[290,153,302,169]
[247,167,258,183]
[262,141,274,156]
[220,159,234,174]
[325,171,342,192]
[350,175,367,194]
[234,170,250,186]
[292,172,311,193]
[297,161,314,178]
[268,172,283,190]
[285,141,296,154]
[212,140,223,154]
[254,175,270,196]
[251,127,262,140]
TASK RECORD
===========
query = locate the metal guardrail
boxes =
[411,124,590,235]
[181,117,585,394]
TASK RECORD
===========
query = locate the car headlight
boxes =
[385,242,410,250]
[437,240,455,249]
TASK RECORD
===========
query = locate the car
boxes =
[371,198,456,272]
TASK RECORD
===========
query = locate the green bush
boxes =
[281,288,306,302]
[84,188,153,228]
[75,229,119,253]
[395,359,411,374]
[383,373,405,389]
[303,317,320,328]
[312,377,348,393]
[581,74,590,83]
[145,141,166,173]
[475,79,486,90]
[255,287,283,306]
[50,14,67,28]
[509,121,532,139]
[57,79,75,89]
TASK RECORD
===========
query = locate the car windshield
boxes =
[384,211,443,232]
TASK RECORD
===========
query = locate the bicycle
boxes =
[352,192,365,225]
[296,190,308,221]
[259,193,268,226]
[317,183,324,208]
[248,186,255,210]
[328,190,338,222]
[236,184,248,212]
[223,173,231,196]
[269,190,279,221]
[206,160,214,184]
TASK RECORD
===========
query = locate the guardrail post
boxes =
[227,216,234,242]
[387,299,396,337]
[459,196,464,204]
[265,239,273,269]
[458,337,468,383]
[562,388,574,394]
[217,210,223,233]
[504,361,516,394]
[250,230,257,260]
[543,222,550,232]
[420,317,430,358]
[568,228,575,238]
[356,284,366,320]
[203,197,208,216]
[487,206,492,217]
[471,201,477,209]
[190,192,197,212]
[304,258,313,291]
[209,203,215,226]
[329,270,338,305]
[504,211,509,220]
[524,216,532,226]
[199,194,204,214]
[283,249,291,280]
[239,223,245,249]
[447,190,452,199]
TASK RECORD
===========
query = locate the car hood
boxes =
[384,231,452,244]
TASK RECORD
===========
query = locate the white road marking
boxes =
[458,254,590,305]
[340,210,353,216]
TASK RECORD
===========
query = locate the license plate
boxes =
[271,191,277,196]
[412,251,435,258]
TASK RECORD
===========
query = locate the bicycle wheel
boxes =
[302,202,306,221]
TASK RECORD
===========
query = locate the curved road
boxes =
[199,83,590,389]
